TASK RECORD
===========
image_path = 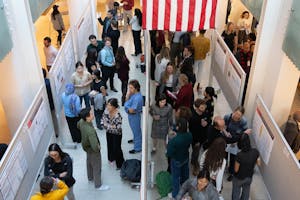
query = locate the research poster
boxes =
[226,58,242,101]
[215,39,227,74]
[252,107,275,164]
[63,32,75,73]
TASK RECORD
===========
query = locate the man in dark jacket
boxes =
[107,20,120,55]
[98,10,114,40]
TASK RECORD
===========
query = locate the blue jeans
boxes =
[128,113,142,151]
[79,93,90,108]
[171,159,189,198]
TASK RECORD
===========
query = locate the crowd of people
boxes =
[35,3,263,200]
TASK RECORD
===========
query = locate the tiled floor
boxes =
[30,1,270,199]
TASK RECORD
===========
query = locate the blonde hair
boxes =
[162,63,175,83]
[179,73,189,85]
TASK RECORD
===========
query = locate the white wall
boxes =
[0,0,44,134]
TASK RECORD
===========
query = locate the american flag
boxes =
[142,0,218,31]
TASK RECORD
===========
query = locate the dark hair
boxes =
[234,106,245,115]
[108,98,119,108]
[194,98,206,108]
[197,169,210,181]
[116,46,127,62]
[204,138,226,172]
[129,79,140,92]
[155,94,167,107]
[176,118,188,132]
[177,106,192,120]
[40,176,54,195]
[111,20,118,28]
[134,8,142,27]
[79,108,91,121]
[42,68,47,78]
[75,61,84,69]
[242,11,249,18]
[51,5,60,20]
[248,33,256,42]
[88,34,97,40]
[184,45,194,55]
[92,69,101,80]
[199,29,206,35]
[238,133,251,152]
[48,143,66,159]
[205,86,217,99]
[44,37,51,43]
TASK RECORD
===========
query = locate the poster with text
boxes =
[215,39,226,74]
[226,58,242,101]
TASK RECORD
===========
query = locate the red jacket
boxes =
[121,0,134,10]
[174,83,193,110]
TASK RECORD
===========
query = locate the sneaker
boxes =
[127,139,133,144]
[96,185,110,191]
[129,149,141,154]
[227,174,233,182]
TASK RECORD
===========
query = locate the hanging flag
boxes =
[142,0,218,31]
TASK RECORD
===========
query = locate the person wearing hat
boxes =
[30,177,69,200]
[51,5,65,46]
[62,83,82,144]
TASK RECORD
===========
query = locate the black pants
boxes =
[228,153,236,175]
[132,30,142,55]
[57,30,62,45]
[66,116,81,143]
[191,143,201,172]
[120,80,128,105]
[106,133,124,168]
[102,66,115,89]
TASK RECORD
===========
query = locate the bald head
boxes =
[293,111,300,122]
[213,116,225,130]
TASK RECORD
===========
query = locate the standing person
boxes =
[51,5,65,46]
[44,143,76,200]
[189,98,211,175]
[130,8,142,56]
[224,106,251,181]
[124,80,144,154]
[200,138,227,193]
[237,11,251,45]
[203,86,217,120]
[61,84,81,144]
[115,46,130,105]
[102,98,124,169]
[232,134,259,200]
[30,177,69,200]
[86,35,104,54]
[107,20,120,55]
[71,61,93,108]
[43,37,58,71]
[98,37,117,92]
[170,31,185,65]
[90,86,106,130]
[179,46,196,85]
[191,30,210,83]
[90,69,105,96]
[154,47,170,88]
[222,22,238,53]
[149,94,173,153]
[98,10,114,40]
[77,108,110,191]
[176,170,219,200]
[159,63,179,106]
[167,118,192,198]
[121,0,134,31]
[85,48,98,74]
[172,74,193,110]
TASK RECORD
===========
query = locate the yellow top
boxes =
[30,180,69,200]
[191,35,210,60]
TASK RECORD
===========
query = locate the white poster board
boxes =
[226,57,242,101]
[215,39,227,74]
[252,106,274,164]
[76,4,93,59]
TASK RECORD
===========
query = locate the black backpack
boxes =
[120,159,141,182]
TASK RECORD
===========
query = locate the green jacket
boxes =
[167,132,192,163]
[77,119,100,153]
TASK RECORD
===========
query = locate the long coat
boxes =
[150,104,173,139]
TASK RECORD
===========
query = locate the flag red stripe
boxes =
[164,0,171,30]
[199,0,207,30]
[176,0,183,31]
[142,0,147,29]
[210,0,217,28]
[152,0,159,30]
[187,0,196,31]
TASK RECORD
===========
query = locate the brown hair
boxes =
[162,63,175,83]
[203,138,226,172]
[194,98,206,108]
[157,47,170,63]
